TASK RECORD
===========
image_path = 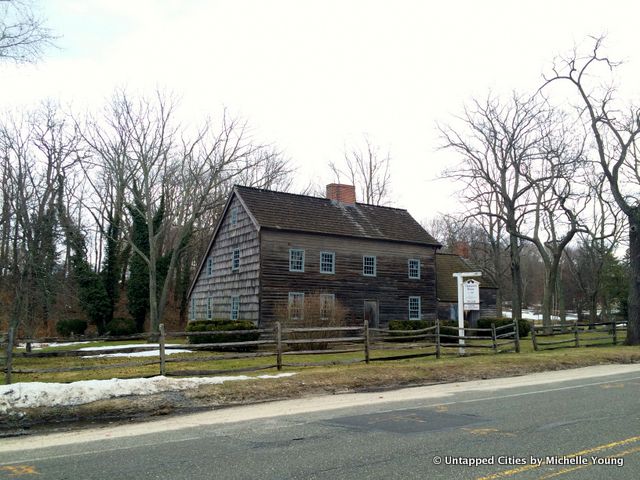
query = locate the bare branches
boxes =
[0,0,56,63]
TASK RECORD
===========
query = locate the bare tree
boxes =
[543,36,640,344]
[440,93,552,324]
[330,136,391,205]
[0,0,55,63]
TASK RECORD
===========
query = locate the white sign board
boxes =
[463,279,480,311]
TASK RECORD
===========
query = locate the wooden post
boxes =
[5,327,14,385]
[514,320,520,353]
[574,321,580,348]
[363,320,370,364]
[491,322,497,354]
[26,342,32,353]
[159,323,166,376]
[275,321,282,371]
[435,319,441,359]
[531,324,538,351]
[612,320,617,346]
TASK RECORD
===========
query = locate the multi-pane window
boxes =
[190,297,196,320]
[206,257,214,277]
[289,249,305,272]
[408,259,420,279]
[288,292,305,320]
[320,251,335,274]
[230,207,238,227]
[206,297,213,320]
[363,255,377,276]
[409,296,421,320]
[230,296,240,320]
[232,248,240,271]
[320,294,335,320]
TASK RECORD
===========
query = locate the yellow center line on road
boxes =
[475,435,640,480]
[536,445,640,479]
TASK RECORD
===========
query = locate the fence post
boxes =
[491,322,497,354]
[26,341,32,353]
[275,321,282,371]
[435,319,441,359]
[531,324,538,351]
[363,320,370,364]
[514,320,520,353]
[574,321,580,348]
[5,327,14,385]
[159,323,166,376]
[612,320,617,346]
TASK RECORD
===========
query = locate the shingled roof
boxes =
[235,185,441,247]
[436,253,497,302]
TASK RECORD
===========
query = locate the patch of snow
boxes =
[17,341,92,350]
[83,349,192,358]
[0,373,296,413]
[78,343,182,351]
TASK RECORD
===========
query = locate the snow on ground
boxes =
[0,373,296,414]
[502,310,578,322]
[79,344,192,358]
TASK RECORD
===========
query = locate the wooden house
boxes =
[187,184,442,327]
[435,252,498,325]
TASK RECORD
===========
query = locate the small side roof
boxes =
[436,252,497,303]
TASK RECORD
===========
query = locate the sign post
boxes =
[452,272,482,355]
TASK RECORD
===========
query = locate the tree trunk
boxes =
[509,232,523,323]
[627,217,640,345]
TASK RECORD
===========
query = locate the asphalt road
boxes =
[1,365,640,480]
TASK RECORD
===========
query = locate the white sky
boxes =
[3,0,640,223]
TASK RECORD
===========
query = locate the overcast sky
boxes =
[3,0,640,223]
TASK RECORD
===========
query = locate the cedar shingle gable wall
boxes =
[435,253,497,303]
[234,185,441,246]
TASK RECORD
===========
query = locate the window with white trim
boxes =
[190,297,196,320]
[231,248,240,271]
[363,255,376,276]
[319,294,335,320]
[230,207,238,227]
[408,259,420,279]
[230,296,240,320]
[409,296,421,320]
[320,251,335,274]
[206,297,213,320]
[288,292,305,320]
[289,249,305,272]
[206,257,214,277]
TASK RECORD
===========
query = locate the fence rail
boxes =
[1,320,522,384]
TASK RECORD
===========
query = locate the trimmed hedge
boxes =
[186,319,260,351]
[477,317,530,338]
[56,319,88,337]
[106,317,138,336]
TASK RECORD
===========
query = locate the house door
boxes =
[364,300,379,328]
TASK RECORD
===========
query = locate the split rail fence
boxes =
[1,320,521,384]
[530,320,625,351]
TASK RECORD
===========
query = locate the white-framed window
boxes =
[409,296,421,320]
[408,259,420,279]
[206,257,214,277]
[230,207,238,227]
[363,255,376,276]
[231,248,240,271]
[320,251,335,274]
[289,249,305,272]
[190,297,196,320]
[206,297,213,320]
[288,292,305,320]
[320,293,335,320]
[230,296,240,320]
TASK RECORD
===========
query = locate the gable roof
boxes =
[235,185,441,247]
[436,252,497,303]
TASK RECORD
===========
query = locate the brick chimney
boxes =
[453,241,470,259]
[326,183,356,205]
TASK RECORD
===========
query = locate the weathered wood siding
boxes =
[259,230,437,327]
[190,196,260,322]
[437,287,498,321]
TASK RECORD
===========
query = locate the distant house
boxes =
[187,184,442,328]
[435,252,498,325]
